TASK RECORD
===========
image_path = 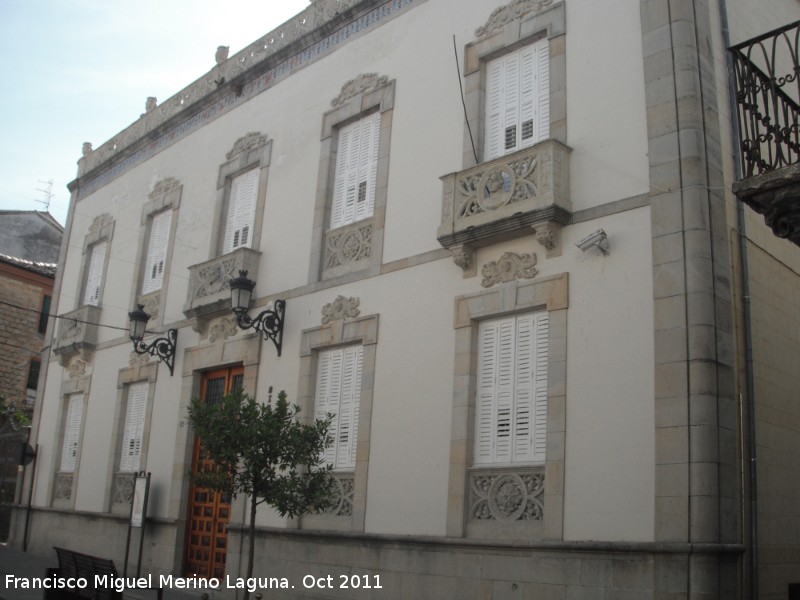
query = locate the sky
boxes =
[0,0,311,227]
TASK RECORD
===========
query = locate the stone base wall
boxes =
[226,528,741,599]
[11,507,742,598]
[10,507,180,579]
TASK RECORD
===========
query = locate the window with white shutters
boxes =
[315,346,363,470]
[83,241,107,306]
[60,394,84,472]
[330,112,380,230]
[223,168,259,254]
[119,382,148,472]
[475,312,548,465]
[484,38,549,161]
[142,210,172,294]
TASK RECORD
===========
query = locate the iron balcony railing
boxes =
[730,21,800,178]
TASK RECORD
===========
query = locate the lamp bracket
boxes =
[234,299,285,356]
[133,329,178,376]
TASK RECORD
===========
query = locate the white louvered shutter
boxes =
[60,394,84,472]
[532,312,549,462]
[484,38,549,161]
[83,241,107,306]
[223,168,259,254]
[475,313,548,465]
[120,382,148,472]
[330,112,380,230]
[476,320,499,464]
[315,346,363,470]
[142,210,172,294]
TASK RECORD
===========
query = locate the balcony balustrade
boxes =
[53,306,101,365]
[438,140,571,272]
[184,247,261,323]
[730,21,800,245]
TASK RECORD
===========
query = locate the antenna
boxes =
[35,179,54,211]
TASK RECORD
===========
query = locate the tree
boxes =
[188,389,333,599]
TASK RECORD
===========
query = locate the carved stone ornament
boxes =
[331,73,389,107]
[481,251,538,288]
[451,245,475,273]
[313,0,359,27]
[194,257,237,299]
[470,470,544,521]
[475,0,554,38]
[533,223,559,251]
[209,315,239,342]
[67,358,87,379]
[149,177,180,200]
[138,292,161,321]
[226,132,269,160]
[129,350,152,368]
[145,97,157,113]
[113,472,136,504]
[89,213,114,236]
[320,475,354,517]
[82,142,93,157]
[54,473,74,501]
[215,46,230,65]
[324,222,372,269]
[458,154,539,219]
[321,296,361,324]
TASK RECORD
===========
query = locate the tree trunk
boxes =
[243,495,257,600]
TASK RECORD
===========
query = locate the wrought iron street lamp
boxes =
[229,270,286,356]
[127,305,178,376]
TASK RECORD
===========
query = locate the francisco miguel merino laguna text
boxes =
[5,574,293,593]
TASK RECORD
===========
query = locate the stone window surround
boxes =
[107,361,158,513]
[462,1,566,168]
[209,133,272,260]
[131,179,182,327]
[77,214,114,310]
[295,314,379,532]
[52,372,92,509]
[308,77,395,283]
[447,273,567,540]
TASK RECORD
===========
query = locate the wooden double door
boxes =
[184,367,243,577]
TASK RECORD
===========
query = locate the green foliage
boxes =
[188,389,333,518]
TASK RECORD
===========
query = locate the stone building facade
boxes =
[13,1,800,598]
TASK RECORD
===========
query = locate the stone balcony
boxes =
[438,140,571,274]
[183,247,261,324]
[53,305,101,365]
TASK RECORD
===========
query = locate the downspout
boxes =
[718,2,758,598]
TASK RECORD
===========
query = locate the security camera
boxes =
[575,229,609,255]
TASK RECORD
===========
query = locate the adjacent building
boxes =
[12,1,800,598]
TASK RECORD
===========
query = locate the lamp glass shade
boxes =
[128,305,150,341]
[229,270,255,312]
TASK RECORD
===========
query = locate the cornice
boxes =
[70,0,422,199]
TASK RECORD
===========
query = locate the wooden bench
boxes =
[43,547,121,600]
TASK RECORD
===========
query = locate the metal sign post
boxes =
[123,471,150,578]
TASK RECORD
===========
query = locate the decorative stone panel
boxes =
[113,472,135,505]
[469,468,544,522]
[481,251,538,288]
[438,140,571,270]
[321,475,355,517]
[321,296,361,324]
[324,221,373,272]
[184,247,261,323]
[53,473,73,502]
[53,306,101,365]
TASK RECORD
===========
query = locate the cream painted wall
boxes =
[565,0,651,211]
[562,208,655,541]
